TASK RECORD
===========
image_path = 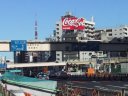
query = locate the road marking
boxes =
[92,81,98,83]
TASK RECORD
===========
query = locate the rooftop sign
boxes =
[62,17,85,30]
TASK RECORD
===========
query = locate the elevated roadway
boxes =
[0,40,128,52]
[6,57,128,68]
[5,57,128,68]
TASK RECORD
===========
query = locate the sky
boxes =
[0,0,128,60]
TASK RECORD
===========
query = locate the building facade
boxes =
[51,12,99,62]
[48,12,95,42]
[12,13,128,66]
[95,25,128,42]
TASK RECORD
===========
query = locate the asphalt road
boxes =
[58,81,128,94]
[68,81,128,90]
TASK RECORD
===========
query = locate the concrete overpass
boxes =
[6,62,66,68]
[0,40,128,52]
[6,57,128,68]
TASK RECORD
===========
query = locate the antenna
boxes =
[91,16,94,22]
[34,18,38,40]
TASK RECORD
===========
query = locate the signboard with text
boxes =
[0,64,7,68]
[10,40,27,51]
[62,17,85,30]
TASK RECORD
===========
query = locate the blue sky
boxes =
[0,0,128,40]
[0,0,128,60]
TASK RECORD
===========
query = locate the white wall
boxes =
[56,51,62,62]
[27,43,51,51]
[121,63,128,73]
[79,51,95,61]
[55,21,62,41]
[3,84,56,96]
[0,44,10,51]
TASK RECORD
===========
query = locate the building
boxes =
[3,12,127,74]
[47,12,95,42]
[50,12,99,62]
[95,25,128,42]
[13,13,128,64]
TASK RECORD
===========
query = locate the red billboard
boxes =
[62,17,85,30]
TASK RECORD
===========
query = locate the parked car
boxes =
[50,71,68,77]
[55,71,68,76]
[36,72,49,80]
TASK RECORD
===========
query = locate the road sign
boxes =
[10,40,27,51]
[0,64,7,68]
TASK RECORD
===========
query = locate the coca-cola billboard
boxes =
[62,17,85,30]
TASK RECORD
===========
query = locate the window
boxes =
[108,33,112,36]
[56,32,59,34]
[57,58,60,60]
[89,53,92,56]
[123,28,127,31]
[98,52,102,56]
[57,54,60,56]
[56,24,59,26]
[56,28,59,30]
[124,32,127,35]
[106,29,112,32]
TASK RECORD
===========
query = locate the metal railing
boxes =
[67,57,128,65]
[57,82,127,96]
[103,57,128,64]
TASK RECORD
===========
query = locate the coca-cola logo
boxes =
[62,17,85,27]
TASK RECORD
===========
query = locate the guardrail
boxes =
[67,57,128,65]
[57,82,124,96]
[6,62,66,68]
[103,57,128,64]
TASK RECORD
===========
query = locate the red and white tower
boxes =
[35,20,38,40]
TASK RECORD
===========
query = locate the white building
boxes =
[52,12,95,42]
[55,50,105,63]
[96,25,128,42]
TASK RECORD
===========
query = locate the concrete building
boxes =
[95,25,128,42]
[47,12,95,42]
[14,51,56,63]
[6,12,127,71]
[47,12,98,62]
